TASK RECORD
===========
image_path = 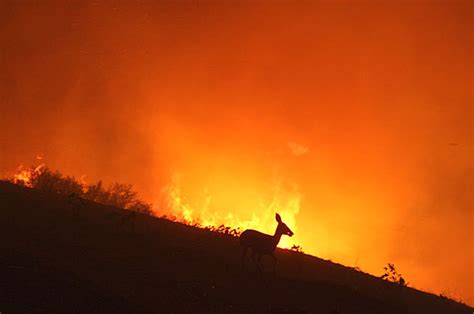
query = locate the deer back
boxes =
[240,229,278,254]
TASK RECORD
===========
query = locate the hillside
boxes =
[0,181,471,313]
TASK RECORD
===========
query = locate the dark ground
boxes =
[0,181,471,313]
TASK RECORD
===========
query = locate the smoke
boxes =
[288,142,309,156]
[1,0,472,304]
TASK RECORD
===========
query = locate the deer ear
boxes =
[275,213,282,223]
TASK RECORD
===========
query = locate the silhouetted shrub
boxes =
[205,224,241,237]
[84,181,153,215]
[290,244,304,253]
[381,263,407,286]
[32,168,84,196]
[127,200,154,216]
[105,183,137,208]
[11,165,154,216]
[83,180,107,204]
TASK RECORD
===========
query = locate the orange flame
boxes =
[161,174,301,249]
[12,164,45,188]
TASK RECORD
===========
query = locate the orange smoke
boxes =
[0,0,472,305]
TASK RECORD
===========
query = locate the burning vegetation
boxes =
[8,163,302,249]
[160,174,301,248]
[12,164,45,188]
[9,164,153,216]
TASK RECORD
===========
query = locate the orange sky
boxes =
[0,0,472,305]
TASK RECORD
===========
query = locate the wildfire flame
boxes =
[161,174,301,249]
[12,164,45,188]
[11,162,301,249]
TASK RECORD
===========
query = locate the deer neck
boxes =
[272,228,283,247]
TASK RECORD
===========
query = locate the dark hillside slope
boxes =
[0,181,471,313]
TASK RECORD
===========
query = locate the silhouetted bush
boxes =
[205,224,241,237]
[12,165,153,216]
[290,244,304,253]
[127,200,153,216]
[84,181,153,215]
[381,263,407,286]
[32,168,84,196]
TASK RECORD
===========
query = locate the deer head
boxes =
[275,213,294,237]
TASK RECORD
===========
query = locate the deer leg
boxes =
[251,250,261,272]
[241,246,248,269]
[271,254,278,274]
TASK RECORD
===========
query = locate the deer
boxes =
[240,213,294,272]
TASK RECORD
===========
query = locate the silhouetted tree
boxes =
[290,244,304,253]
[83,180,107,203]
[85,182,153,215]
[205,224,241,237]
[32,168,83,196]
[127,200,153,216]
[12,165,153,216]
[381,263,407,286]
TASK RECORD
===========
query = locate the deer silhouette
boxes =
[240,213,294,272]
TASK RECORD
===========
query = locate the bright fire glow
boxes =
[12,164,45,188]
[161,174,300,249]
[1,0,472,305]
